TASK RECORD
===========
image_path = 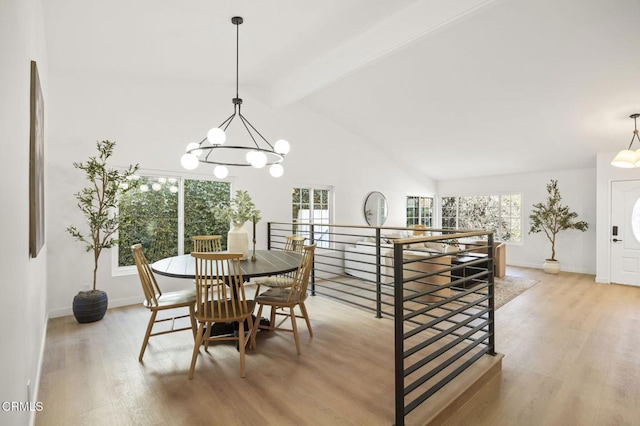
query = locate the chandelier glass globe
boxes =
[274,139,290,155]
[269,163,284,177]
[245,150,257,164]
[180,153,199,170]
[250,151,267,168]
[185,142,202,156]
[213,165,229,179]
[207,127,226,145]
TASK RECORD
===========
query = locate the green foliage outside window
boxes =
[118,176,178,265]
[118,177,230,265]
[184,179,231,253]
[441,197,458,229]
[441,194,522,242]
[500,194,522,242]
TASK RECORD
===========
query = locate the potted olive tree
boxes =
[529,179,589,274]
[67,140,139,323]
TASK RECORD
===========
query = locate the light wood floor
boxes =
[36,267,640,426]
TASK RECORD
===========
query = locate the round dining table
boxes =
[150,249,301,280]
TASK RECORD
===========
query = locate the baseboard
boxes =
[506,262,596,275]
[30,313,49,426]
[506,261,543,269]
[48,296,141,319]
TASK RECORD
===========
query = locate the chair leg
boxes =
[250,304,264,349]
[139,310,157,362]
[189,322,206,379]
[299,302,313,337]
[204,322,211,352]
[290,307,301,355]
[189,305,197,339]
[238,321,246,378]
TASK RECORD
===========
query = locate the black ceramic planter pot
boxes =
[73,290,108,323]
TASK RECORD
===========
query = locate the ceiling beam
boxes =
[270,0,499,107]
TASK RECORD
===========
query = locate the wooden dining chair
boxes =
[253,235,306,295]
[131,244,197,362]
[189,252,256,379]
[192,235,223,253]
[283,235,306,253]
[250,244,316,355]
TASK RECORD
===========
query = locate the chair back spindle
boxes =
[131,243,197,362]
[284,235,306,253]
[287,244,315,303]
[192,252,251,322]
[192,235,223,253]
[132,243,162,307]
[251,244,316,355]
[190,251,255,378]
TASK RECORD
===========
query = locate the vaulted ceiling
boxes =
[44,0,640,180]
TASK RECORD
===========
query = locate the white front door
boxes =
[611,180,640,286]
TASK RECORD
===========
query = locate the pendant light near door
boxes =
[611,113,640,168]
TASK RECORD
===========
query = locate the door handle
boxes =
[612,238,623,242]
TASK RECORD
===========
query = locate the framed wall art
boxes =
[29,60,45,258]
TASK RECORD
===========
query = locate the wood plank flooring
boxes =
[444,268,640,426]
[36,267,640,425]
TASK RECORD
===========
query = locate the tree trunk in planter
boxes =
[73,290,108,323]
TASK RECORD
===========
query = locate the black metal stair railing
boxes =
[266,222,496,425]
[392,233,495,425]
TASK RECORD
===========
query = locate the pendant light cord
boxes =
[236,19,239,101]
[629,114,640,149]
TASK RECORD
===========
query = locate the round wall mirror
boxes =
[364,191,388,226]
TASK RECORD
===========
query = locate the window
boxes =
[441,194,522,242]
[499,194,522,242]
[633,199,640,243]
[291,186,332,248]
[183,179,231,252]
[406,196,433,227]
[116,174,231,268]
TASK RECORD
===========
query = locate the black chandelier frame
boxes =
[187,16,285,168]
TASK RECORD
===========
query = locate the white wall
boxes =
[46,69,435,317]
[0,0,48,425]
[439,168,597,274]
[595,151,640,282]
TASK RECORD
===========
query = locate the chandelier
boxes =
[180,16,290,179]
[611,113,640,168]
